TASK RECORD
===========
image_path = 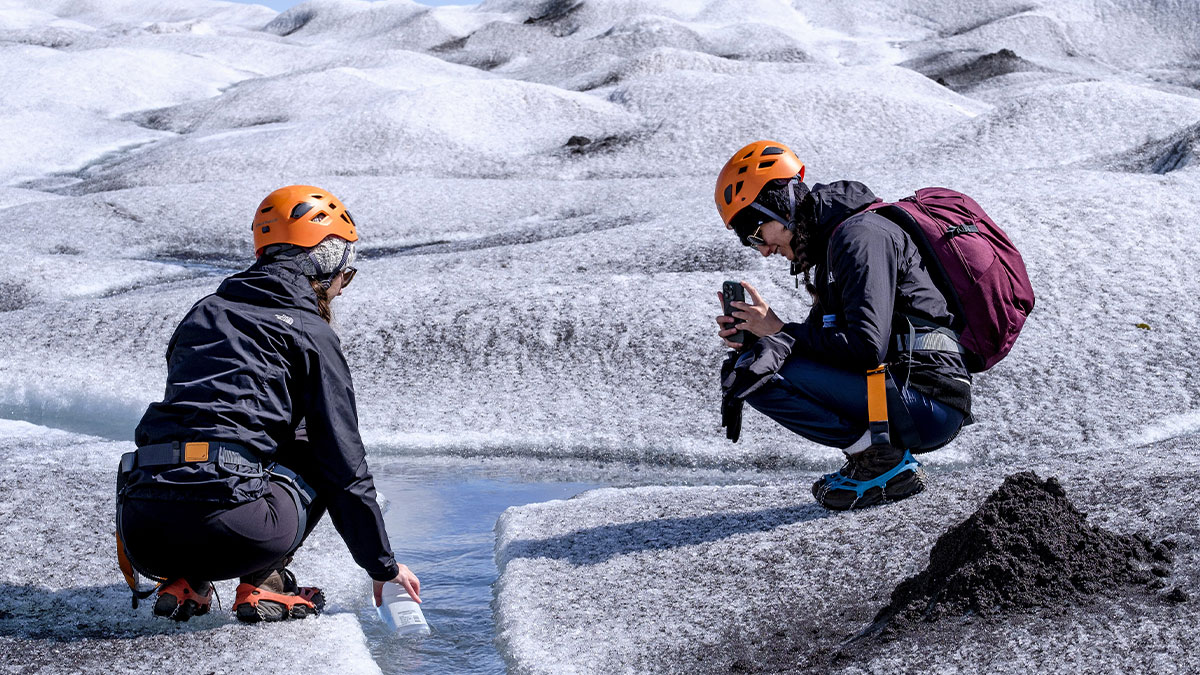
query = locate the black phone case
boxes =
[722,280,747,347]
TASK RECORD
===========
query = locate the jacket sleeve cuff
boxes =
[369,561,400,582]
[781,322,805,340]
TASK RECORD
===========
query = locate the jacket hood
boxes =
[216,255,320,314]
[798,180,879,246]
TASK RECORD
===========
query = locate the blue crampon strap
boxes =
[820,450,922,498]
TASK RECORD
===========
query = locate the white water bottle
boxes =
[376,583,430,636]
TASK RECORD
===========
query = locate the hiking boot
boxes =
[153,578,212,622]
[812,446,925,511]
[234,568,325,623]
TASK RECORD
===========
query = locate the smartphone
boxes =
[721,280,746,347]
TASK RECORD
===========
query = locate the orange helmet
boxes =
[252,185,358,257]
[714,141,805,227]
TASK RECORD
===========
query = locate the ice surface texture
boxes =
[4,0,1199,467]
[3,0,1200,672]
[495,452,1200,674]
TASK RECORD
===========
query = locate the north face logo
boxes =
[275,314,294,325]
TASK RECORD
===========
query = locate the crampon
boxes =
[152,578,213,622]
[234,568,325,623]
[813,448,925,510]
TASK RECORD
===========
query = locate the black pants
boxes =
[120,481,325,582]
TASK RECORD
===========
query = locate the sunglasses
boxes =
[735,202,789,247]
[744,226,767,248]
[733,214,773,248]
[340,266,357,287]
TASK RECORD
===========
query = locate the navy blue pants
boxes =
[744,357,965,452]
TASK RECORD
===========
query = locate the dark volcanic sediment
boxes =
[903,47,1049,91]
[870,471,1176,637]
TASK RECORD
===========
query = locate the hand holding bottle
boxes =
[373,564,421,606]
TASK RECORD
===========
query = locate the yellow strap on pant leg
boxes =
[116,531,139,592]
[848,365,891,453]
[116,530,159,607]
[867,365,888,423]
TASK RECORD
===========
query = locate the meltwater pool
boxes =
[364,468,603,674]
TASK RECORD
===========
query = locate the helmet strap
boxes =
[747,175,802,232]
[747,202,790,230]
[307,240,352,289]
[786,176,797,223]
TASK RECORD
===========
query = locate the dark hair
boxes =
[800,264,819,302]
[309,278,333,324]
[755,179,820,292]
[754,178,810,224]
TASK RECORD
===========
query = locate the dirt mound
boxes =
[871,471,1177,636]
[1100,120,1200,174]
[903,48,1049,92]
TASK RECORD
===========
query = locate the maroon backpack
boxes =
[863,188,1034,371]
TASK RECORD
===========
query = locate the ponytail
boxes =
[309,278,333,324]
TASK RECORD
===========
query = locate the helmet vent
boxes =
[260,206,274,214]
[761,146,785,156]
[261,225,270,233]
[742,150,754,159]
[310,194,323,199]
[735,180,744,195]
[329,203,338,210]
[340,213,352,224]
[311,212,329,224]
[758,160,776,169]
[723,185,733,205]
[737,166,747,175]
[290,203,314,219]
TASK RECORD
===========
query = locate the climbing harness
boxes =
[114,440,317,610]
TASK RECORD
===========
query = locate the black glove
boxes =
[721,394,743,443]
[720,350,742,442]
[720,332,797,400]
[718,333,797,443]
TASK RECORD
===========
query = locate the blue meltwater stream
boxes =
[364,467,604,674]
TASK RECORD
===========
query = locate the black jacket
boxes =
[780,181,972,415]
[134,256,399,582]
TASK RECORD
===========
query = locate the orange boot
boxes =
[153,578,212,621]
[234,568,324,623]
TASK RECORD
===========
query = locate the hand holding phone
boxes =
[718,281,783,349]
[721,280,747,348]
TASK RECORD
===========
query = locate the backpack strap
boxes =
[837,204,967,361]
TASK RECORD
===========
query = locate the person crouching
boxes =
[714,142,971,510]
